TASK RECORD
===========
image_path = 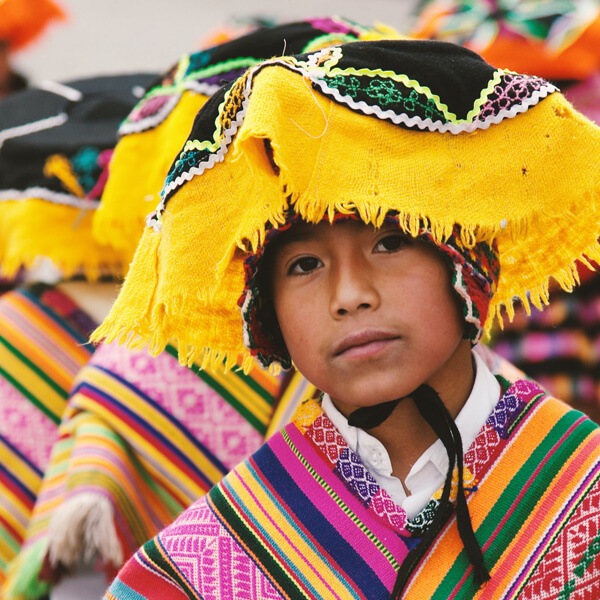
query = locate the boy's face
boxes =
[270,219,470,414]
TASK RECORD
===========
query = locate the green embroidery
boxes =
[325,74,445,121]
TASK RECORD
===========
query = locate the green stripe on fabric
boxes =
[231,367,275,403]
[165,345,266,434]
[143,536,203,600]
[0,335,70,398]
[282,429,399,570]
[208,481,309,600]
[432,410,596,600]
[0,364,63,425]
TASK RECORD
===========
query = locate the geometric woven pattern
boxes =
[519,477,600,600]
[160,499,282,600]
[103,379,600,600]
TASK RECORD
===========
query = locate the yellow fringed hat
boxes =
[93,17,402,264]
[93,39,600,371]
[0,73,156,280]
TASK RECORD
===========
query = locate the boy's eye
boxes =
[374,233,407,253]
[288,256,322,275]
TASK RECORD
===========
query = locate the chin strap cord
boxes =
[348,384,490,598]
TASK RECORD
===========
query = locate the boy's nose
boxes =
[329,258,380,317]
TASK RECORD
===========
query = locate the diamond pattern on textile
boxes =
[519,478,600,600]
[0,376,57,469]
[370,488,408,532]
[160,498,283,600]
[306,414,347,466]
[488,388,525,439]
[89,343,264,470]
[335,447,379,507]
[406,499,439,536]
[464,425,501,481]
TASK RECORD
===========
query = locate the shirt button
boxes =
[371,450,382,466]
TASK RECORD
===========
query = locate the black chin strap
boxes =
[348,385,490,597]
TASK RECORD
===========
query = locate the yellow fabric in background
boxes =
[0,200,126,280]
[93,91,210,265]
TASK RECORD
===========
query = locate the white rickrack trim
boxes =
[184,80,224,97]
[157,58,318,206]
[0,188,100,209]
[37,80,84,102]
[118,93,182,136]
[152,55,557,222]
[454,262,482,341]
[311,77,558,134]
[0,113,68,150]
[159,61,262,201]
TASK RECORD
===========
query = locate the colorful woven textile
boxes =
[0,284,95,588]
[93,39,600,370]
[412,0,600,80]
[3,341,284,599]
[490,275,600,421]
[0,73,156,280]
[93,17,400,263]
[104,378,600,599]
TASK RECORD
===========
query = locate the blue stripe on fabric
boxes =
[108,579,149,600]
[250,441,391,599]
[73,375,227,489]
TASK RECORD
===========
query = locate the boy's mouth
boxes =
[332,329,401,358]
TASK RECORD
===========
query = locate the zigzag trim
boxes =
[118,93,182,136]
[0,188,100,209]
[158,60,264,204]
[312,76,557,134]
[151,53,557,225]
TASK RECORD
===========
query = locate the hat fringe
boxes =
[490,235,600,327]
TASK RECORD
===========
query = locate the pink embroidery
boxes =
[160,498,283,600]
[307,414,346,465]
[90,343,264,470]
[370,489,408,532]
[0,376,57,470]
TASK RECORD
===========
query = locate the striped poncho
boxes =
[105,378,600,600]
[3,341,292,599]
[0,284,96,587]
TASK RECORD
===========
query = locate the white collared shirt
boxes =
[321,350,501,519]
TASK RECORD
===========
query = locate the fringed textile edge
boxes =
[489,236,600,329]
[91,314,265,376]
[0,251,126,282]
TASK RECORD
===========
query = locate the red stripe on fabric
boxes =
[112,552,189,600]
[75,385,202,506]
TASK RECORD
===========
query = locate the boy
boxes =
[96,40,600,598]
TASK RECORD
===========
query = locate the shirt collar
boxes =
[322,349,501,483]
